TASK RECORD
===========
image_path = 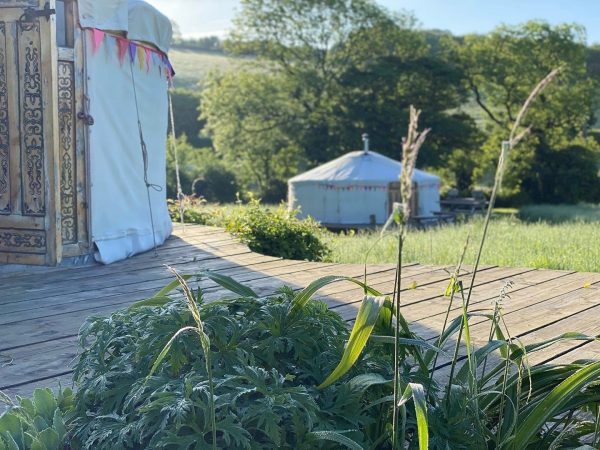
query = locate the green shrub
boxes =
[169,199,330,262]
[169,198,215,225]
[0,388,73,450]
[69,281,391,449]
[222,200,330,261]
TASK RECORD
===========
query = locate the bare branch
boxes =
[470,81,504,126]
[509,68,561,146]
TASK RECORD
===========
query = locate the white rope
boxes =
[168,90,186,228]
[129,59,161,257]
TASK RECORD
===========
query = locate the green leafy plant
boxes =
[222,199,330,261]
[65,266,600,449]
[0,388,73,450]
[69,272,395,449]
[170,197,330,261]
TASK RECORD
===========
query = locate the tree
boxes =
[457,21,600,202]
[208,0,481,197]
[170,89,210,148]
[166,136,213,198]
[226,0,411,163]
[201,71,305,201]
[192,164,239,203]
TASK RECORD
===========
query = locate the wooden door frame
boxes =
[58,0,90,258]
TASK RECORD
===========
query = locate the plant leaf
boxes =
[309,431,365,450]
[289,275,383,320]
[318,295,386,389]
[128,296,173,311]
[513,361,600,448]
[151,270,258,300]
[200,271,259,298]
[146,326,197,379]
[397,383,429,450]
[445,276,460,297]
[152,274,194,298]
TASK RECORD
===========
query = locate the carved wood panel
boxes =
[18,20,45,216]
[0,227,45,254]
[58,61,76,243]
[58,0,89,258]
[0,1,38,6]
[0,22,10,215]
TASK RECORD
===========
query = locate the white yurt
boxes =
[83,0,174,264]
[288,137,441,226]
[0,0,174,266]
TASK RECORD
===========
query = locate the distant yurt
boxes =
[288,137,441,226]
[0,0,174,265]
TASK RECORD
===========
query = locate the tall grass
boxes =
[325,218,600,272]
[519,203,600,223]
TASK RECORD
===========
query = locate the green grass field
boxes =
[176,201,600,272]
[325,215,600,272]
[169,49,239,90]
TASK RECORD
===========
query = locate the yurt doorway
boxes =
[387,182,418,218]
[0,0,89,265]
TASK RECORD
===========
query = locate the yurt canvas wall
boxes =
[84,1,173,264]
[289,150,441,226]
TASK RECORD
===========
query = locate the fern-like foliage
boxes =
[69,288,392,449]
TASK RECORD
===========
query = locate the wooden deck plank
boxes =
[0,256,312,319]
[0,224,597,401]
[0,264,414,390]
[0,262,401,353]
[326,266,531,321]
[428,276,600,368]
[0,233,248,296]
[0,265,509,390]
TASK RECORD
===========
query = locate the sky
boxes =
[146,0,600,44]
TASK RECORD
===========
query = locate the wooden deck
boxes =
[1,224,599,402]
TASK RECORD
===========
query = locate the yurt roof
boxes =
[79,0,173,53]
[289,150,440,183]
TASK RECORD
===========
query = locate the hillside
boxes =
[169,48,239,90]
[168,46,600,127]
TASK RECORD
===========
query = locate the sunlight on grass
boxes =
[325,217,600,272]
[169,49,239,89]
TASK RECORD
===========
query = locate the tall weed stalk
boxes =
[148,266,217,450]
[392,106,430,450]
[445,68,561,404]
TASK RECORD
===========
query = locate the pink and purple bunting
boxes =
[88,28,175,81]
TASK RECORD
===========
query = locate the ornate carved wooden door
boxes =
[0,0,61,265]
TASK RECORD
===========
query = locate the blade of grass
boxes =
[289,275,383,320]
[397,383,429,450]
[149,270,258,300]
[146,326,197,379]
[318,295,388,389]
[513,361,600,448]
[309,431,364,450]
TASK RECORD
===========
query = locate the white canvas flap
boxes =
[79,0,129,32]
[128,0,173,53]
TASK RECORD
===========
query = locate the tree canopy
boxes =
[455,21,600,202]
[182,1,600,204]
